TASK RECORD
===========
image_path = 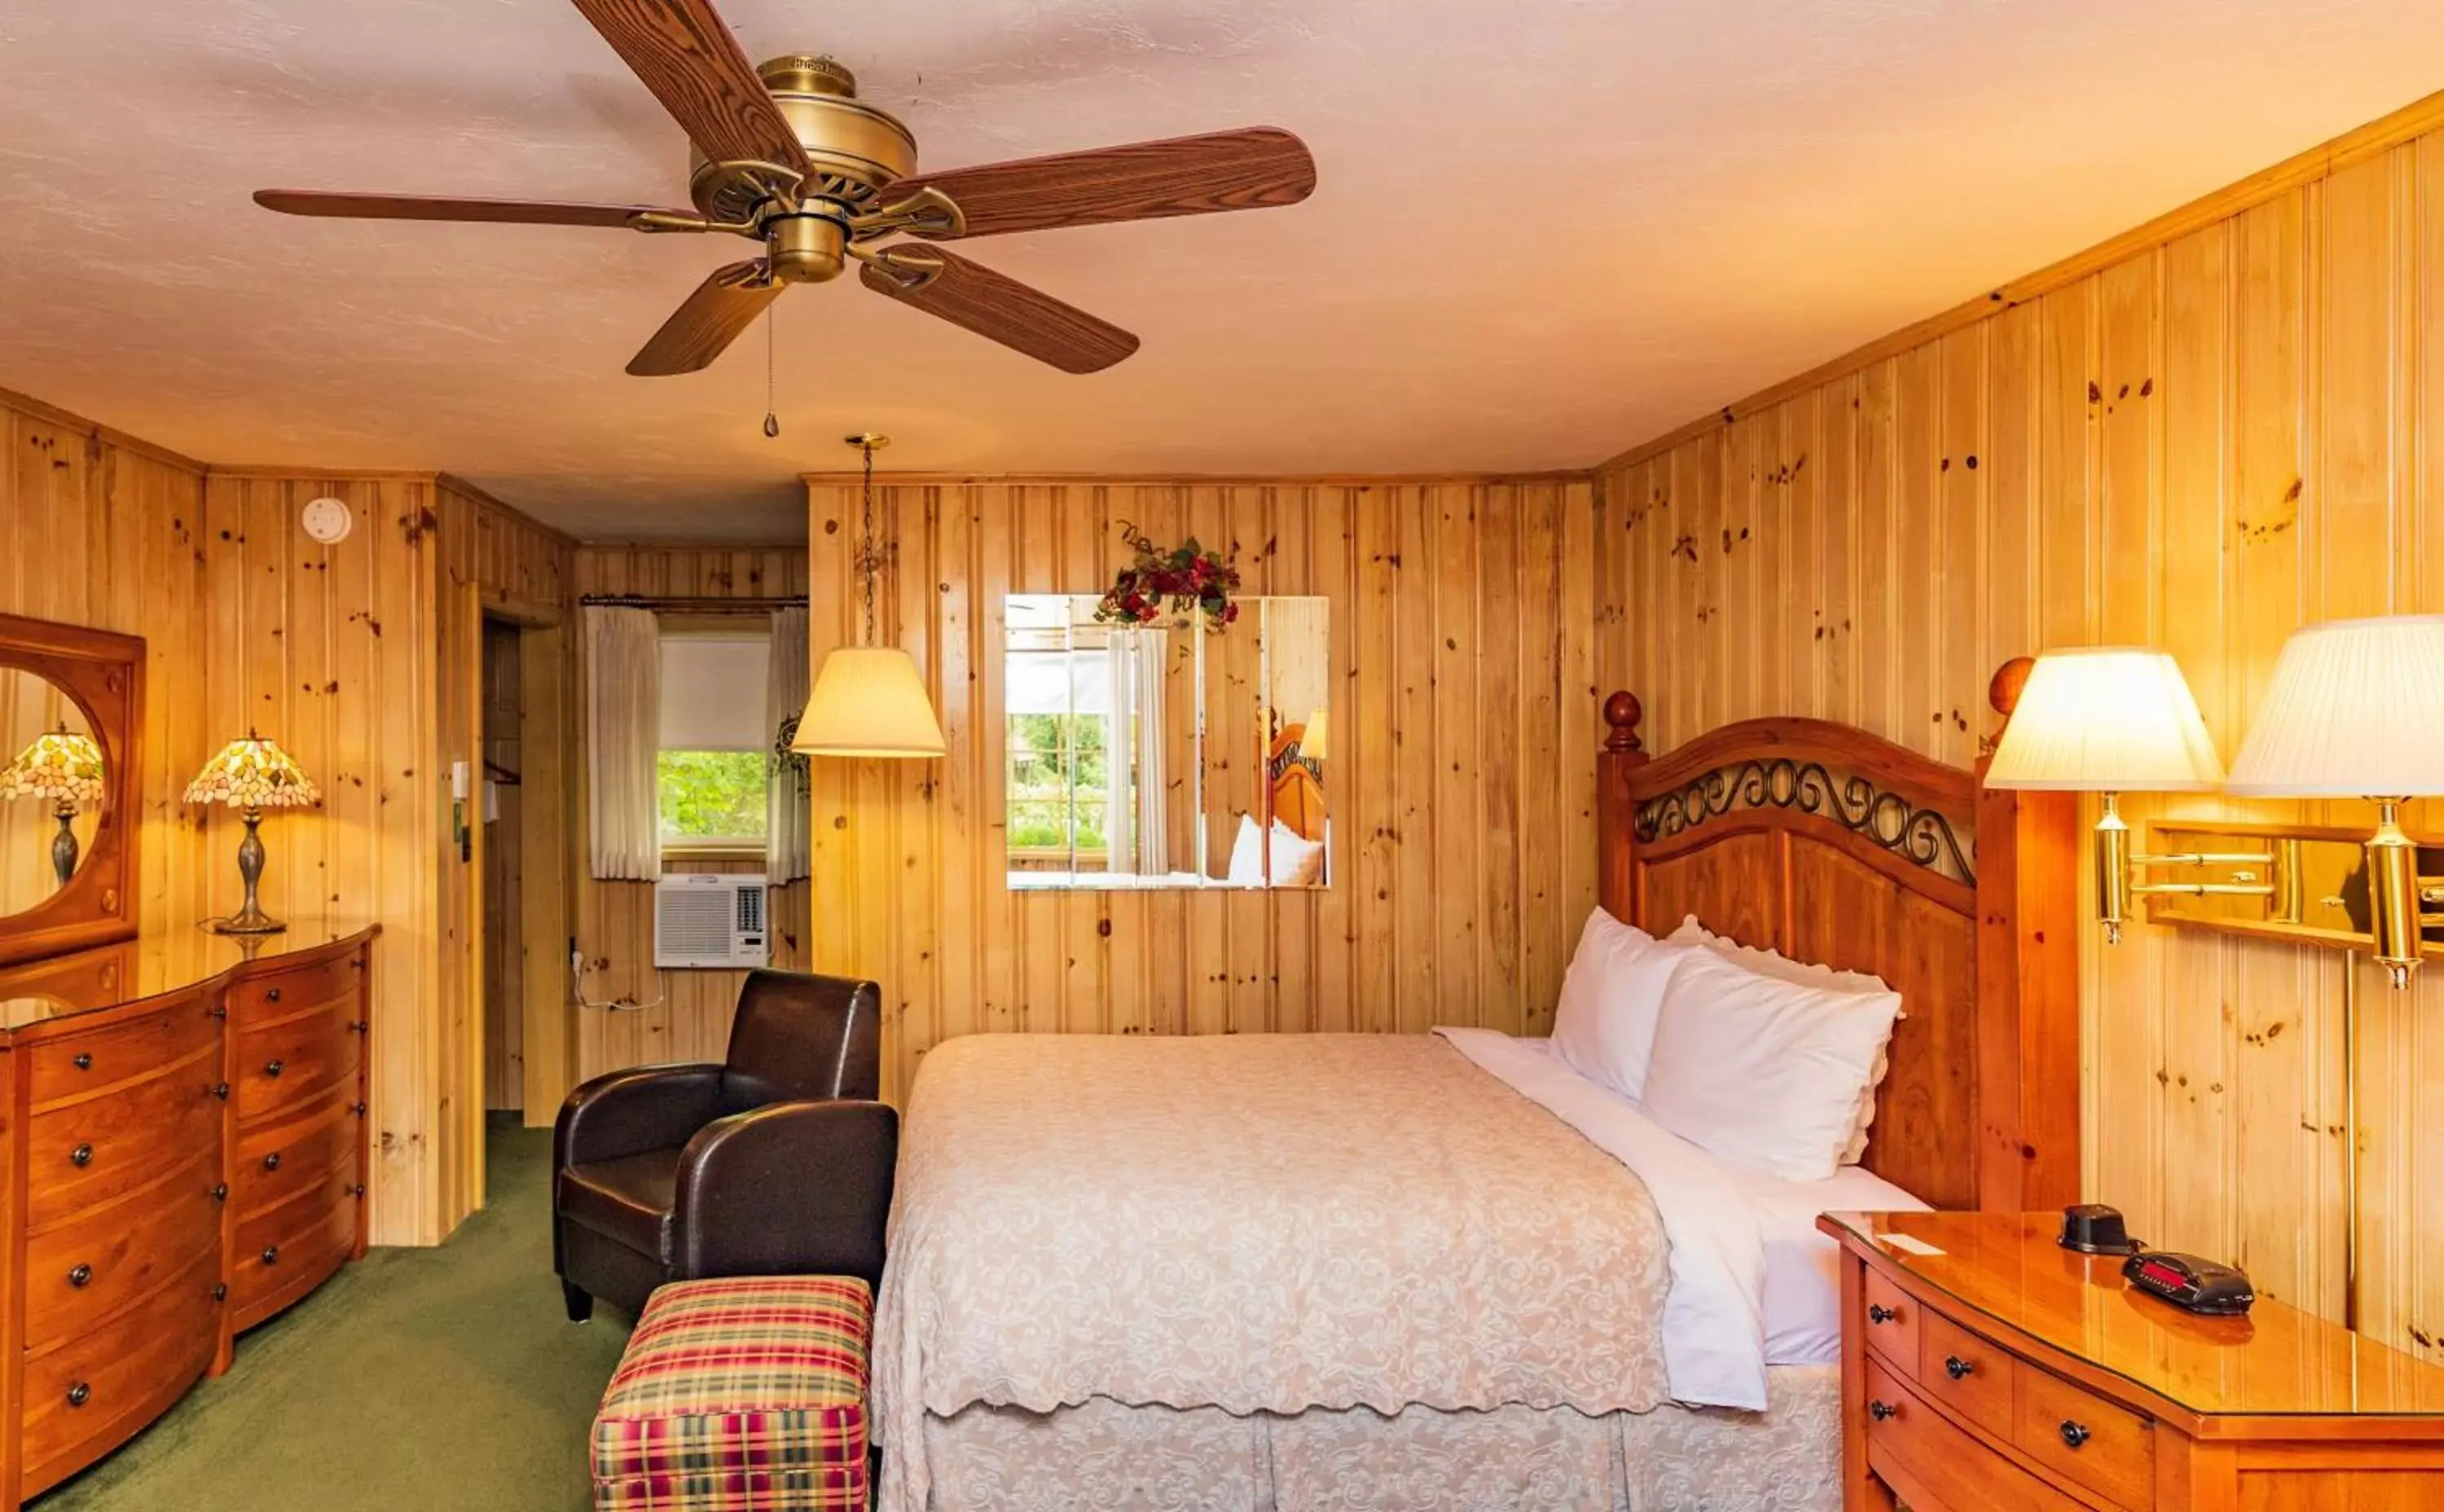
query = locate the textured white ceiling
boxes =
[2,1,2440,541]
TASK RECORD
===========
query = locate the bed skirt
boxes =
[908,1364,1840,1512]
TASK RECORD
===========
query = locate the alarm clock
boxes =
[2122,1250,2256,1316]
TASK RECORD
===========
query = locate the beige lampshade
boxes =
[2226,615,2444,797]
[0,728,104,807]
[1985,647,2223,792]
[182,733,322,810]
[1303,707,1329,762]
[792,647,946,758]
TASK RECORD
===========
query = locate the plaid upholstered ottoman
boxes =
[591,1276,873,1511]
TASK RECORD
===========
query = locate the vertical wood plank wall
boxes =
[2,388,572,1244]
[1592,123,2444,1360]
[569,545,814,1081]
[800,477,1600,1103]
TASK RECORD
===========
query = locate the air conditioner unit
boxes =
[653,873,770,969]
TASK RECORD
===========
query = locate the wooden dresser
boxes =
[0,925,376,1506]
[1822,1210,2444,1511]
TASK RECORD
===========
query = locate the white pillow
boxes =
[1667,916,1898,1164]
[1640,947,1902,1182]
[1224,814,1327,886]
[1549,909,1690,1102]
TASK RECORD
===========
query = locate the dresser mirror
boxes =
[0,613,143,966]
[1003,593,1330,890]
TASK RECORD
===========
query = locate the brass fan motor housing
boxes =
[688,54,918,246]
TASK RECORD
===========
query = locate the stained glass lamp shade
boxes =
[183,733,320,934]
[1,727,105,886]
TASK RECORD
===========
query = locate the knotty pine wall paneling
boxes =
[569,545,813,1083]
[1591,103,2444,1363]
[799,477,1599,1103]
[3,385,572,1244]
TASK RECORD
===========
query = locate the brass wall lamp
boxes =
[2225,615,2444,987]
[1985,648,2274,943]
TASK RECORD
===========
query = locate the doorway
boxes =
[481,618,525,1117]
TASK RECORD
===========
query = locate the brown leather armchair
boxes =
[552,969,898,1321]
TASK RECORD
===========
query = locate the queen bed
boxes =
[875,681,2081,1511]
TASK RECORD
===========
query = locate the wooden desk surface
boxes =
[1820,1210,2444,1426]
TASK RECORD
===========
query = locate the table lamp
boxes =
[2226,615,2444,987]
[0,725,105,886]
[184,732,321,935]
[1985,647,2257,943]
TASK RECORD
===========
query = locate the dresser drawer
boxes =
[235,1095,361,1216]
[1862,1268,1922,1378]
[1919,1307,2017,1439]
[229,950,364,1024]
[24,1151,222,1352]
[234,998,363,1123]
[231,1167,359,1328]
[2015,1362,2154,1508]
[20,1250,221,1494]
[24,999,221,1109]
[25,1046,224,1232]
[1864,1359,2086,1512]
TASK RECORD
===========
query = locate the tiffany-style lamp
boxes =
[0,726,105,886]
[184,732,321,935]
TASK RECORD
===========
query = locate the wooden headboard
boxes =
[1594,670,2081,1212]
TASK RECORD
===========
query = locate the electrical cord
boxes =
[570,943,663,1013]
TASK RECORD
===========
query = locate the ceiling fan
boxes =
[254,0,1317,377]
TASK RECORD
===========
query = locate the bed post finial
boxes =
[1989,656,2035,719]
[1602,691,1645,754]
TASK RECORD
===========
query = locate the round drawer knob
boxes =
[1945,1355,1973,1380]
[72,1053,92,1071]
[69,1143,93,1168]
[350,1020,369,1035]
[263,1152,283,1171]
[1866,1303,1895,1325]
[66,1383,90,1409]
[263,1059,284,1078]
[349,1184,367,1198]
[352,1101,368,1117]
[213,1082,231,1101]
[261,1246,279,1265]
[213,1283,229,1303]
[266,987,282,1003]
[67,1264,91,1289]
[210,1184,230,1202]
[2059,1420,2091,1449]
[1867,1400,1897,1422]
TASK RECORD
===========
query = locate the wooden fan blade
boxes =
[254,190,686,228]
[567,0,813,177]
[629,261,784,376]
[892,127,1316,240]
[861,246,1138,373]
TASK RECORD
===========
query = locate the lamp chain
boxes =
[860,437,877,646]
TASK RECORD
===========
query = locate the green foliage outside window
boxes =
[658,750,768,844]
[1007,713,1109,855]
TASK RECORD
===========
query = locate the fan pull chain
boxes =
[762,310,780,439]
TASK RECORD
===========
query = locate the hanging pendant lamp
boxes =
[793,433,946,758]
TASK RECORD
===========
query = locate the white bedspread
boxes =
[1433,1028,1924,1409]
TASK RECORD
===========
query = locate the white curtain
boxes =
[587,606,662,881]
[1104,628,1170,875]
[767,605,812,883]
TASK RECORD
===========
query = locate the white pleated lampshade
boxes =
[792,646,946,758]
[2225,615,2444,797]
[1985,647,2223,792]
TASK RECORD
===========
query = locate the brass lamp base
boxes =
[208,807,287,938]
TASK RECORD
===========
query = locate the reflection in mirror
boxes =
[0,669,103,918]
[1003,594,1328,890]
[2147,819,2444,956]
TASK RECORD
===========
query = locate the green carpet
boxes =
[36,1117,631,1512]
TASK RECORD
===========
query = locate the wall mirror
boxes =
[2146,818,2444,958]
[1003,593,1329,890]
[0,613,143,966]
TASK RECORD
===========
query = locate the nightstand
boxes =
[1820,1210,2444,1510]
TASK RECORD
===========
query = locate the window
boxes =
[1004,596,1112,867]
[657,631,772,851]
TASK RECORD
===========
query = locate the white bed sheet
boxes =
[1433,1028,1925,1409]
